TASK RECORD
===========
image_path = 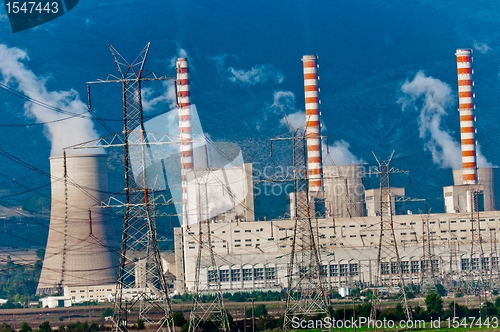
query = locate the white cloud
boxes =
[272,90,295,113]
[267,90,304,130]
[0,44,100,156]
[228,64,284,85]
[142,80,176,112]
[398,71,494,168]
[281,111,306,130]
[323,140,364,165]
[473,41,492,54]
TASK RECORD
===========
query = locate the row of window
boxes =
[208,267,276,283]
[320,263,359,277]
[380,260,439,275]
[70,288,112,293]
[426,219,497,225]
[461,257,499,271]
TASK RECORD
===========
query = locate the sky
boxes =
[1,0,500,224]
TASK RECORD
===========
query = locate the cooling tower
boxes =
[36,154,116,295]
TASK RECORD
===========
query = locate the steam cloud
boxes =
[0,44,100,156]
[272,90,363,165]
[323,140,364,166]
[143,46,189,112]
[399,71,494,168]
[228,64,284,85]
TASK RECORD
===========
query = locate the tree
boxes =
[19,322,32,332]
[38,321,51,332]
[171,311,187,327]
[425,292,443,318]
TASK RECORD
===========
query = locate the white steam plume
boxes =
[270,90,363,165]
[323,141,364,165]
[0,44,100,156]
[399,71,494,168]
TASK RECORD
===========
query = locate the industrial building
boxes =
[35,49,500,308]
[172,49,500,297]
[174,210,500,293]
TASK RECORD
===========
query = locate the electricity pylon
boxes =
[187,170,230,332]
[368,151,413,322]
[85,43,175,332]
[276,129,330,332]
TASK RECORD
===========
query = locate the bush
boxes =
[101,307,113,319]
[19,322,32,332]
[0,323,13,332]
[245,304,268,318]
[38,321,51,332]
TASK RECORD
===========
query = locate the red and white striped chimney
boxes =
[455,48,477,185]
[302,55,323,192]
[176,58,193,221]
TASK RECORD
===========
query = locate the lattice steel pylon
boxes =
[467,190,487,302]
[420,207,438,293]
[368,151,412,323]
[85,43,175,332]
[187,171,230,332]
[282,129,330,332]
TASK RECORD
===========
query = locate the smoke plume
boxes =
[0,44,100,156]
[323,140,364,166]
[399,71,494,168]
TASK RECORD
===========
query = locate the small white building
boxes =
[41,296,72,308]
[64,284,115,303]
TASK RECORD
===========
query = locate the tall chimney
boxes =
[302,55,323,192]
[455,48,478,185]
[176,58,194,224]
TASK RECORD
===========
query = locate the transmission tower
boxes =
[83,43,175,332]
[277,130,330,332]
[467,190,487,303]
[420,210,438,293]
[187,171,230,332]
[368,151,412,322]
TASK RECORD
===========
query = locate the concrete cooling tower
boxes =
[36,154,116,295]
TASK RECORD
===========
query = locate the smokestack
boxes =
[176,58,194,224]
[36,154,116,295]
[455,48,478,185]
[302,55,323,192]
